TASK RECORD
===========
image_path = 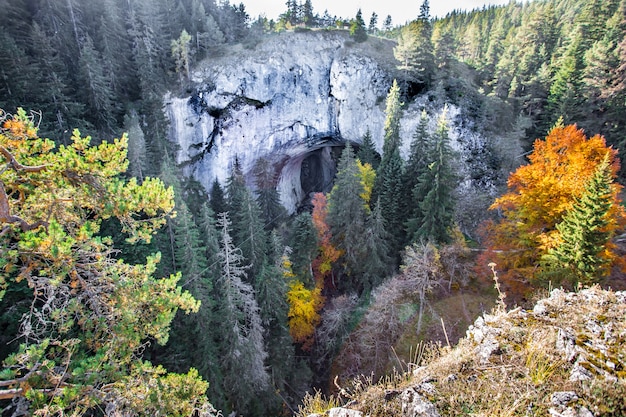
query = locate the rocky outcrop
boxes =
[307,286,625,417]
[165,31,394,212]
[165,31,512,213]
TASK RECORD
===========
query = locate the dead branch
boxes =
[0,146,48,173]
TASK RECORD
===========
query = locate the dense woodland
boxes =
[1,0,626,416]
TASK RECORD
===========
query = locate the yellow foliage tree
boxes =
[357,160,376,206]
[286,280,324,350]
[0,108,215,415]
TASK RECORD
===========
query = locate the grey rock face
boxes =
[166,31,508,214]
[400,387,440,417]
[166,32,391,212]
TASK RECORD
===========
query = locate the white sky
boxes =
[239,0,514,25]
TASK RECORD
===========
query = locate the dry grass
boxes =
[310,285,625,417]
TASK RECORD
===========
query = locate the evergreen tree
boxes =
[215,213,270,416]
[123,109,148,181]
[302,0,315,27]
[545,31,585,128]
[382,80,403,155]
[373,80,406,260]
[171,29,192,83]
[414,107,457,244]
[78,34,119,132]
[374,149,406,261]
[289,212,319,284]
[253,253,297,414]
[383,15,393,32]
[197,13,226,57]
[350,9,368,43]
[357,128,381,169]
[545,155,621,285]
[362,198,393,290]
[210,178,228,216]
[393,0,435,87]
[233,187,268,279]
[369,12,379,33]
[162,200,222,402]
[226,157,247,215]
[198,203,222,276]
[28,22,85,142]
[404,110,431,240]
[327,144,369,289]
[155,156,185,277]
[253,157,286,230]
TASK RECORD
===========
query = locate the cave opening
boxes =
[276,139,363,214]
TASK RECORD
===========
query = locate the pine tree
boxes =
[382,79,403,156]
[357,128,381,169]
[369,12,378,33]
[546,31,585,127]
[233,188,268,279]
[393,0,435,87]
[28,22,85,142]
[383,15,393,32]
[171,29,192,83]
[302,0,315,27]
[163,200,222,399]
[327,143,369,288]
[210,178,228,216]
[289,212,319,284]
[404,110,431,239]
[415,107,457,244]
[350,9,368,43]
[545,154,622,285]
[373,80,406,261]
[215,213,270,416]
[78,34,119,132]
[253,252,297,414]
[226,158,247,215]
[362,198,393,291]
[124,110,148,181]
[253,157,286,230]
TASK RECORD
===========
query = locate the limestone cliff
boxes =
[165,31,515,214]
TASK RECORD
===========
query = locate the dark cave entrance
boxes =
[276,138,363,213]
[293,143,356,212]
[300,148,334,196]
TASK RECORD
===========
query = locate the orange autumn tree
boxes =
[311,192,343,283]
[479,123,624,297]
[284,193,342,350]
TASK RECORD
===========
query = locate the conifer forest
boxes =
[1,0,626,415]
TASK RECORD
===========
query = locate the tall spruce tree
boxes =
[162,200,221,401]
[350,9,368,42]
[253,157,286,230]
[405,110,432,240]
[362,198,393,291]
[215,213,270,416]
[327,143,369,289]
[373,80,406,261]
[233,188,269,279]
[253,243,297,414]
[393,0,435,87]
[289,212,319,284]
[210,178,228,217]
[357,128,381,169]
[414,107,457,244]
[545,154,621,285]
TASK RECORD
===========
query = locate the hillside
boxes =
[301,286,626,417]
[1,0,626,415]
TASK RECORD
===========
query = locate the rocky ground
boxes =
[301,286,626,417]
